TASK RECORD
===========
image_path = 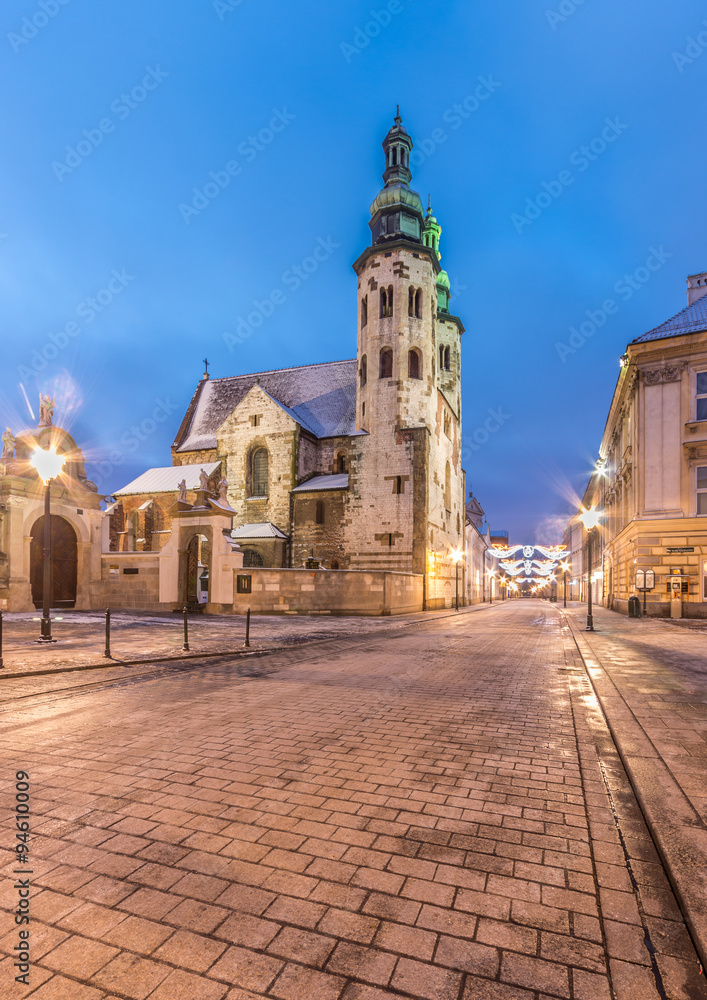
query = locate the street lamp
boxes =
[560,560,569,607]
[578,507,603,631]
[31,444,66,643]
[450,547,463,611]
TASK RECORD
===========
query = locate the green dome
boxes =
[370,183,424,218]
[437,269,450,289]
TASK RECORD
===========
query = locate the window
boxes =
[379,348,393,379]
[242,550,263,567]
[388,532,394,547]
[360,354,367,387]
[361,296,368,328]
[439,345,446,371]
[388,285,393,315]
[444,345,451,370]
[331,560,339,570]
[408,349,421,380]
[252,448,268,496]
[444,461,451,511]
[237,573,253,592]
[315,500,325,524]
[415,289,422,318]
[394,476,403,495]
[408,286,414,316]
[698,466,707,513]
[250,414,261,427]
[337,452,347,473]
[362,402,365,418]
[697,372,707,419]
[380,285,393,317]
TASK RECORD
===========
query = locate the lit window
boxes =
[697,372,707,419]
[698,466,707,513]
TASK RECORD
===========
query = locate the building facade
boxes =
[573,271,707,616]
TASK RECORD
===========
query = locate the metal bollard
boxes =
[0,610,4,669]
[183,606,190,652]
[104,609,111,658]
[244,607,251,648]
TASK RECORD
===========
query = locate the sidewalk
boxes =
[559,601,707,973]
[0,602,499,679]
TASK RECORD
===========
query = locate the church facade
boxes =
[113,113,468,608]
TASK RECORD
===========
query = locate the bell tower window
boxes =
[380,287,387,318]
[415,289,422,318]
[361,295,368,328]
[408,349,421,380]
[408,286,414,316]
[360,354,367,387]
[379,348,393,379]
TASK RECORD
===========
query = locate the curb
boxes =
[0,601,498,682]
[560,607,707,973]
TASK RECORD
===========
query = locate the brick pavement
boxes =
[0,605,491,677]
[0,599,704,999]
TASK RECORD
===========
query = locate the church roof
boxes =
[291,473,349,493]
[631,295,707,343]
[114,462,221,495]
[174,361,358,452]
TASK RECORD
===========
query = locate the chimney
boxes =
[687,272,707,306]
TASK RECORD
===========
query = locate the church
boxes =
[110,112,468,609]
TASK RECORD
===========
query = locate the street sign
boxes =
[667,547,694,553]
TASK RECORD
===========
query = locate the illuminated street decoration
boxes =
[488,544,567,582]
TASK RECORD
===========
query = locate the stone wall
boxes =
[292,489,349,568]
[101,552,161,610]
[232,567,423,616]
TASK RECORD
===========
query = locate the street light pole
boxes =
[586,529,593,631]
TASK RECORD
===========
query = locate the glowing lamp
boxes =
[31,445,65,484]
[450,547,463,564]
[579,507,602,531]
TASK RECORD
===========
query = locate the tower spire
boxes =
[367,111,424,245]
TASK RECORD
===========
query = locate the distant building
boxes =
[574,271,707,616]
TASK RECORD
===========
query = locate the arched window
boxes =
[415,289,422,318]
[315,500,325,524]
[408,349,421,380]
[252,448,268,496]
[444,346,451,370]
[444,462,451,511]
[379,348,393,379]
[387,284,394,316]
[379,287,387,318]
[439,345,445,370]
[360,354,367,387]
[337,452,347,473]
[243,549,264,567]
[361,296,368,328]
[408,286,414,316]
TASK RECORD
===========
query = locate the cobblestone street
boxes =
[1,600,706,1000]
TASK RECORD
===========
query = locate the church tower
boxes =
[351,112,465,598]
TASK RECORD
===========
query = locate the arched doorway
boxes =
[30,516,78,609]
[182,533,211,605]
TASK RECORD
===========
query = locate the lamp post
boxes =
[560,560,569,607]
[450,547,463,611]
[579,507,603,631]
[31,445,66,643]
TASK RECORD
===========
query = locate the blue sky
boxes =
[1,0,706,541]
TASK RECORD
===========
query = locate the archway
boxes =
[181,533,211,605]
[30,515,78,609]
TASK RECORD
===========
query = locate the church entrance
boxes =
[30,515,78,609]
[182,533,211,606]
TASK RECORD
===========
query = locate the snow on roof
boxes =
[175,360,357,452]
[291,473,349,493]
[231,522,289,540]
[114,462,221,495]
[632,295,707,343]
